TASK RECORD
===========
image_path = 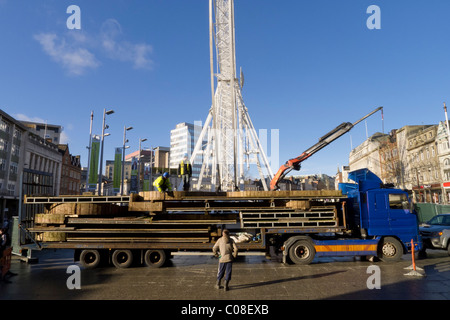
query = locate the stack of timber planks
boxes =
[136,190,343,201]
[26,189,345,243]
[129,190,344,215]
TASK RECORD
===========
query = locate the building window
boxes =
[11,144,20,157]
[10,162,18,175]
[13,129,22,140]
[7,182,15,195]
[445,170,450,181]
[0,119,10,133]
[0,138,8,152]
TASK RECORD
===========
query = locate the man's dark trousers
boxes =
[217,262,232,281]
[182,174,190,191]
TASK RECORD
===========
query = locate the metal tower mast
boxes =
[191,0,273,191]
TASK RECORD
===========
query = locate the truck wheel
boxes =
[144,249,166,268]
[79,250,101,269]
[288,239,315,265]
[112,250,133,268]
[378,237,403,262]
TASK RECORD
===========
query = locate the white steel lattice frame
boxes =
[190,0,273,191]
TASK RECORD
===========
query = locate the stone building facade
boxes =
[0,109,63,225]
[58,144,81,195]
[347,123,450,204]
[406,125,441,203]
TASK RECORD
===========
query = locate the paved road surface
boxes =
[2,248,449,302]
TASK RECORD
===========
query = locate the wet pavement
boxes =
[1,248,450,303]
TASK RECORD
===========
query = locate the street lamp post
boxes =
[121,126,133,195]
[85,111,93,192]
[150,146,156,191]
[137,138,147,193]
[97,108,114,195]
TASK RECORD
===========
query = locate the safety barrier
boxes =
[404,239,425,277]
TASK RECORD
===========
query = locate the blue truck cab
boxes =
[341,169,422,261]
[282,169,422,265]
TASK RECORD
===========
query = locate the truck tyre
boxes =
[79,249,101,269]
[378,237,403,262]
[112,250,133,268]
[144,249,166,268]
[288,239,315,265]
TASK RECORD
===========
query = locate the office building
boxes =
[21,121,63,145]
[169,122,204,177]
[0,110,63,226]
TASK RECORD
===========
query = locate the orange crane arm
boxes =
[270,152,311,191]
[269,107,383,190]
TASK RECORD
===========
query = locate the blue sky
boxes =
[2,0,450,177]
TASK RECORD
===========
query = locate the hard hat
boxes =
[163,172,169,178]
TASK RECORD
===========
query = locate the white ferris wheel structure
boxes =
[190,0,274,191]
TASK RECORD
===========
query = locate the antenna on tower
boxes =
[191,0,274,191]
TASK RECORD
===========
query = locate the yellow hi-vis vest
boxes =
[153,176,172,192]
[179,160,192,175]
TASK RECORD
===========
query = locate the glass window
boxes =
[10,162,18,175]
[0,119,10,133]
[428,215,450,226]
[389,193,409,210]
[12,144,20,156]
[13,129,22,140]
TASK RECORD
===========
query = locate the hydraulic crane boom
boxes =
[269,107,383,190]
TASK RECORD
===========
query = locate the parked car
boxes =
[419,213,450,256]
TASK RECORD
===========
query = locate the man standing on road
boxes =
[212,229,238,291]
[0,228,16,283]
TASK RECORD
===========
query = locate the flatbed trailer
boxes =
[20,189,346,267]
[18,169,422,268]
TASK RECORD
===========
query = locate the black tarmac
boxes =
[1,248,450,301]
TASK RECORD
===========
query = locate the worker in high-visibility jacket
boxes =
[178,153,192,191]
[153,172,172,193]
